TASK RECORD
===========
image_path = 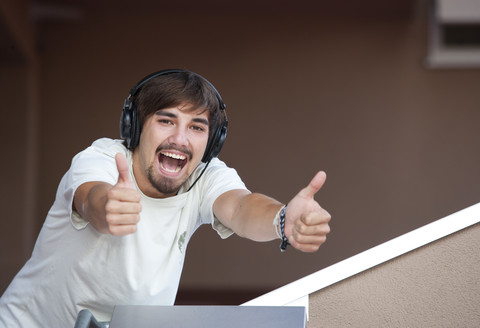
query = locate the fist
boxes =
[105,153,142,235]
[285,171,331,252]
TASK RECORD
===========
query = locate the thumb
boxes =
[115,153,134,188]
[298,171,327,199]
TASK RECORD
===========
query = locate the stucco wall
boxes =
[308,223,480,327]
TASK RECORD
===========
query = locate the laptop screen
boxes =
[109,305,306,328]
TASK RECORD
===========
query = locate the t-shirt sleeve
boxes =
[63,138,127,230]
[196,158,249,239]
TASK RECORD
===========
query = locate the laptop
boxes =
[109,305,306,328]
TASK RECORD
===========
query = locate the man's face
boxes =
[132,104,210,198]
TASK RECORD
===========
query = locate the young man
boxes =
[0,69,331,327]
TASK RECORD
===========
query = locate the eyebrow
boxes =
[155,110,209,127]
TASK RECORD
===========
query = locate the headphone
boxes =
[120,69,228,163]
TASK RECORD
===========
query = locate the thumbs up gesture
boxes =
[104,153,142,236]
[284,171,331,252]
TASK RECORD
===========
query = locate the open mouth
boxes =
[158,151,188,174]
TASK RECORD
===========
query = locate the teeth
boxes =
[161,151,186,160]
[160,163,182,173]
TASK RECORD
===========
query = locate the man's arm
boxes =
[213,190,284,242]
[213,171,331,252]
[73,153,142,235]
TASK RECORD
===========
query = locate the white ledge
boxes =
[243,202,480,307]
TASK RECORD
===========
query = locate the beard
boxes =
[141,143,194,196]
[146,164,187,196]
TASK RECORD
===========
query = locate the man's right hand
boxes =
[104,153,142,235]
[73,153,142,236]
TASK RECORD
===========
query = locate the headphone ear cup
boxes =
[202,121,227,163]
[120,99,139,149]
[120,103,132,148]
[129,105,140,149]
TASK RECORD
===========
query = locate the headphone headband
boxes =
[128,69,226,111]
[120,69,228,163]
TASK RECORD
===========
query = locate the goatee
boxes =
[146,165,187,196]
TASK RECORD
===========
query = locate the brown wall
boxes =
[1,1,480,304]
[0,0,39,297]
[308,222,480,327]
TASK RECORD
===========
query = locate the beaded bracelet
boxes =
[279,206,290,252]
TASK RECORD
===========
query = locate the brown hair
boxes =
[133,71,225,139]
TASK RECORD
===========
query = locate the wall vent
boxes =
[426,0,480,68]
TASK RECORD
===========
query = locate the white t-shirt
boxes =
[0,138,247,328]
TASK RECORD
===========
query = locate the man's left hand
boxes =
[284,171,331,252]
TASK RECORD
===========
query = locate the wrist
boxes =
[272,205,284,239]
[273,205,289,252]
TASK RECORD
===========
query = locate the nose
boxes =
[168,126,189,148]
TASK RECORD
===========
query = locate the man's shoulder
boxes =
[88,138,128,158]
[70,138,128,168]
[197,157,245,188]
[205,157,228,169]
